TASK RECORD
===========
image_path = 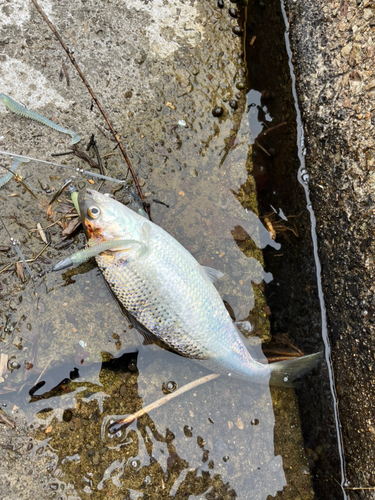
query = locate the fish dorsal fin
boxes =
[200,265,224,284]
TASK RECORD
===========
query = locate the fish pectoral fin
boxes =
[199,265,224,284]
[141,222,151,242]
[109,240,148,264]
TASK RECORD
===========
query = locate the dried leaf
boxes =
[45,425,53,433]
[55,202,74,213]
[36,223,48,244]
[0,353,8,377]
[264,217,276,240]
[15,262,25,281]
[235,416,244,430]
[38,198,50,212]
[61,217,81,238]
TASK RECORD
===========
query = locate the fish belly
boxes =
[96,226,269,382]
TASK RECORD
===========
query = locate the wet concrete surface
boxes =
[283,0,375,497]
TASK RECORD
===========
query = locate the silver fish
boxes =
[76,188,320,385]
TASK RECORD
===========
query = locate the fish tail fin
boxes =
[269,351,323,387]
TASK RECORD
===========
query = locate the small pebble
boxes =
[212,106,224,117]
[39,181,50,191]
[184,425,193,438]
[217,0,224,7]
[236,82,246,90]
[63,409,73,423]
[229,100,238,109]
[128,359,137,372]
[232,26,243,36]
[53,469,62,478]
[92,451,100,465]
[162,380,178,394]
[9,300,17,311]
[32,263,42,273]
[228,7,238,17]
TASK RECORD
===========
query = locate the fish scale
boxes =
[96,229,225,360]
[76,189,322,385]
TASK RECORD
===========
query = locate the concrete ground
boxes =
[284,0,375,497]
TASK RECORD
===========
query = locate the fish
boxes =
[73,188,321,385]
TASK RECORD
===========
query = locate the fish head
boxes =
[78,188,138,242]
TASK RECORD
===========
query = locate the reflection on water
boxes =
[7,342,289,499]
[246,89,273,144]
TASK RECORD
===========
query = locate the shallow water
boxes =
[0,0,341,498]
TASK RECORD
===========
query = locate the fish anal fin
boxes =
[200,265,224,284]
[139,330,157,346]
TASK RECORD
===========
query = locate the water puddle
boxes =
[0,0,343,498]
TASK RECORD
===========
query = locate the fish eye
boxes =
[87,206,100,219]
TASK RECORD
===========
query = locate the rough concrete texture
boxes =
[0,0,314,499]
[284,0,375,496]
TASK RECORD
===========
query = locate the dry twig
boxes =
[108,373,220,434]
[71,146,100,171]
[258,121,287,138]
[34,355,54,386]
[0,243,49,275]
[0,410,16,430]
[255,140,271,157]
